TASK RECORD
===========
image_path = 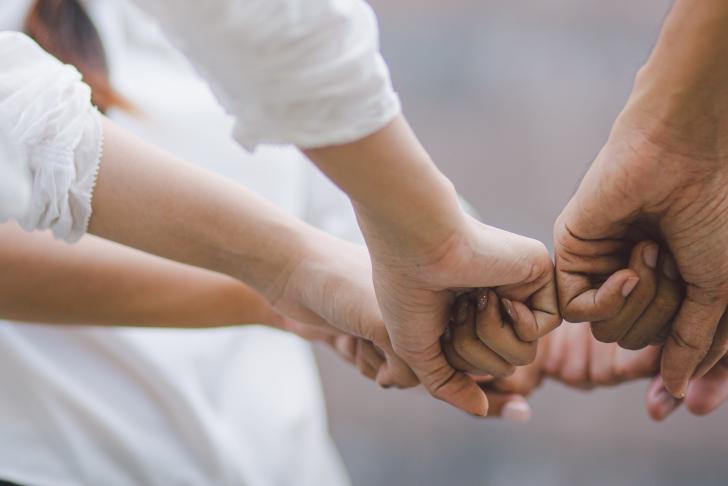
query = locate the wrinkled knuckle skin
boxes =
[669,328,708,355]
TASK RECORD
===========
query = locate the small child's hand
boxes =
[442,288,543,378]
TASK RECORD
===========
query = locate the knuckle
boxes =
[669,327,709,355]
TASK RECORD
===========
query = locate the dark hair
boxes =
[25,0,132,113]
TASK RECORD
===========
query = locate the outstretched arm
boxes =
[554,0,728,398]
[0,222,278,328]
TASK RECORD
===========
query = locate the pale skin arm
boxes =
[0,222,277,328]
[306,115,560,415]
[81,117,416,387]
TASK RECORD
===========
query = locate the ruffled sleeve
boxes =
[132,0,401,150]
[0,31,103,243]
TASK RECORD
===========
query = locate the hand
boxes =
[646,354,728,421]
[363,212,560,416]
[272,234,419,389]
[272,312,396,384]
[554,0,728,399]
[554,105,728,397]
[468,322,660,420]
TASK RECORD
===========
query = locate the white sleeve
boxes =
[0,31,103,243]
[131,0,401,150]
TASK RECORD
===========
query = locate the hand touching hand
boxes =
[365,214,561,416]
[273,312,399,384]
[272,234,418,389]
[463,322,660,420]
[554,0,728,398]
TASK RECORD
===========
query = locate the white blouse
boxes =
[0,0,400,241]
[131,0,400,150]
[0,32,102,243]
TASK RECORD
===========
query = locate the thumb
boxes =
[399,341,489,416]
[645,376,682,421]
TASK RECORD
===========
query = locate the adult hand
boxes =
[307,116,560,416]
[365,214,560,416]
[646,354,728,421]
[554,0,728,398]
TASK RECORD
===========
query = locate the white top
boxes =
[0,1,358,485]
[0,0,399,231]
[0,31,102,242]
[0,116,29,219]
[131,0,400,149]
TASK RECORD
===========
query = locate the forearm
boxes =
[305,115,465,260]
[0,223,277,327]
[88,118,322,302]
[628,0,728,138]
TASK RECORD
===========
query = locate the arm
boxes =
[306,116,560,416]
[0,222,277,327]
[123,2,559,414]
[554,0,728,398]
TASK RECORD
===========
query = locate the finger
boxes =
[619,251,682,350]
[660,290,726,398]
[355,340,379,381]
[645,377,682,422]
[373,340,419,389]
[358,339,386,374]
[685,355,728,416]
[475,389,532,422]
[592,241,659,344]
[488,362,544,396]
[332,335,356,364]
[612,345,660,382]
[451,295,518,375]
[588,335,620,386]
[558,264,640,324]
[543,321,570,378]
[396,339,490,416]
[695,309,728,378]
[525,270,562,339]
[557,323,592,388]
[474,291,537,366]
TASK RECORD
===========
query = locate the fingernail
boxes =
[454,297,469,325]
[502,298,518,323]
[643,244,659,269]
[502,401,531,423]
[653,387,680,418]
[621,277,639,297]
[475,289,489,311]
[662,258,678,280]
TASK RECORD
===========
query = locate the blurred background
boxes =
[314,1,728,485]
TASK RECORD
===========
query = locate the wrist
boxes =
[624,0,728,147]
[354,171,465,264]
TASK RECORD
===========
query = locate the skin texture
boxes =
[87,117,417,388]
[0,222,392,383]
[448,246,728,421]
[307,115,560,416]
[554,0,728,398]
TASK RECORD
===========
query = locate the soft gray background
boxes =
[314,1,728,485]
